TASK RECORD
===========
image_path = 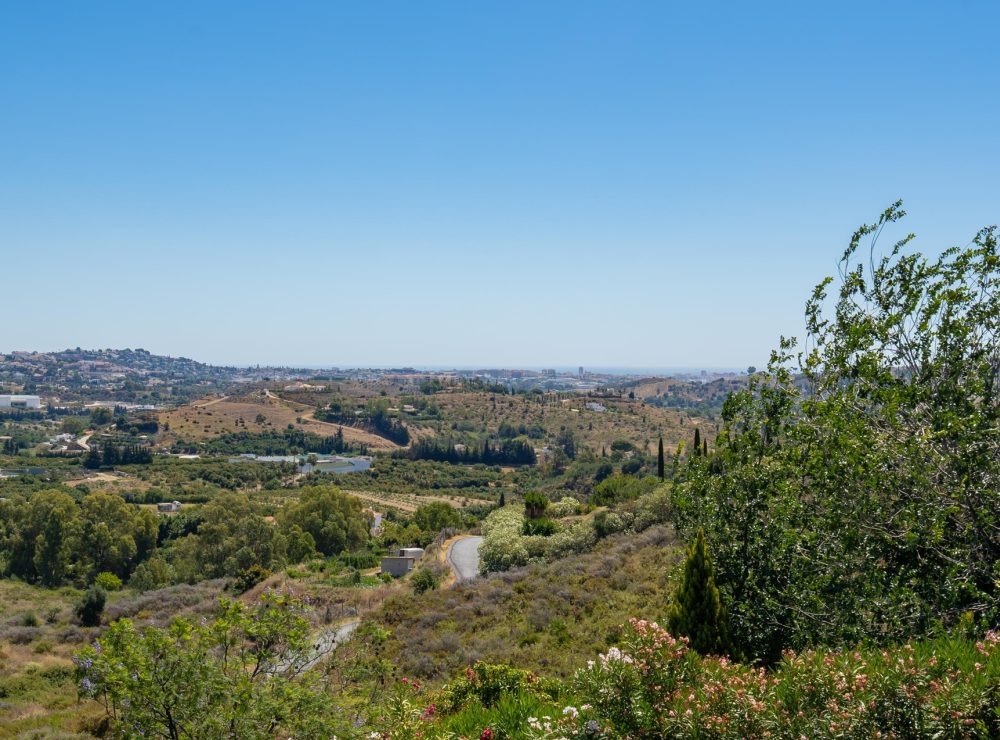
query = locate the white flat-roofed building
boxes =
[0,395,41,409]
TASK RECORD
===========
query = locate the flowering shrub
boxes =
[478,490,673,575]
[370,677,449,740]
[548,497,582,518]
[437,662,562,713]
[478,506,597,574]
[562,620,1000,738]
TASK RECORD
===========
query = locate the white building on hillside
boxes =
[0,395,41,410]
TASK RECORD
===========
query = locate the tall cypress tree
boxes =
[693,427,702,456]
[657,437,665,480]
[83,446,102,470]
[667,528,735,658]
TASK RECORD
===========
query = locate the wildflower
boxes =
[480,729,494,740]
[563,706,579,718]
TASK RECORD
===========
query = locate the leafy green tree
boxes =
[75,595,346,738]
[556,428,577,459]
[129,556,174,592]
[90,407,113,426]
[5,490,81,585]
[280,485,368,557]
[413,501,462,533]
[95,571,123,591]
[174,493,284,581]
[671,205,1000,661]
[83,446,102,469]
[285,525,317,564]
[667,529,733,657]
[79,492,157,579]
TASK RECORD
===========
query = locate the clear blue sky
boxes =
[2,2,997,368]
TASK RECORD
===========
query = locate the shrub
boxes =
[95,571,123,591]
[523,492,549,520]
[548,496,580,518]
[411,568,440,595]
[437,662,562,712]
[229,564,270,594]
[521,518,558,536]
[555,620,1000,739]
[75,594,347,737]
[76,586,107,627]
[20,612,40,627]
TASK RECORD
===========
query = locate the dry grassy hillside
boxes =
[421,391,715,453]
[158,391,400,451]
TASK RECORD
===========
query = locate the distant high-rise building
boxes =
[579,366,584,378]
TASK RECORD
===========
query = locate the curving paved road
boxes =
[447,536,483,582]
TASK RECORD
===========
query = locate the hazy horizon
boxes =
[0,346,745,376]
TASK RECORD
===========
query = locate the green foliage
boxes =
[521,518,557,536]
[128,556,174,591]
[280,484,369,557]
[411,568,440,595]
[0,489,156,586]
[522,492,549,520]
[438,662,562,713]
[75,585,106,626]
[171,492,284,581]
[478,488,673,575]
[75,594,347,738]
[561,620,1000,739]
[230,563,271,593]
[405,437,536,466]
[666,529,734,658]
[671,207,1000,662]
[414,501,463,533]
[590,474,658,506]
[94,571,122,591]
[284,524,318,564]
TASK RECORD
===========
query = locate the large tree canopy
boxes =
[673,203,1000,662]
[280,485,369,557]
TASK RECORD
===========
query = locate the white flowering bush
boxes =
[479,505,599,574]
[548,496,581,518]
[478,507,529,574]
[541,520,597,561]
